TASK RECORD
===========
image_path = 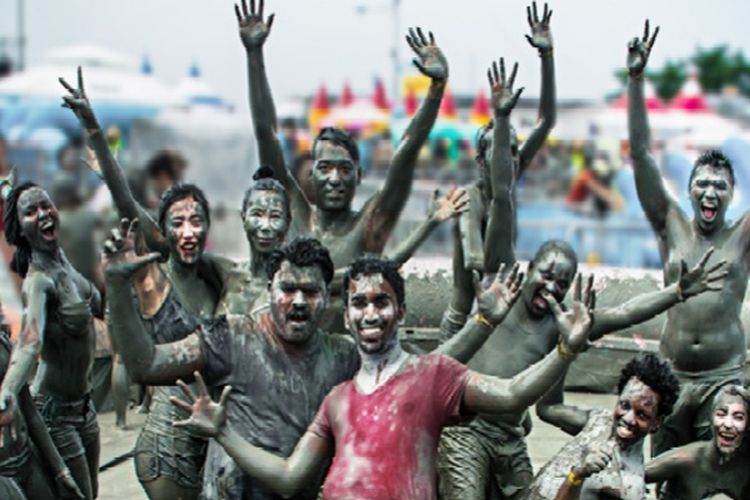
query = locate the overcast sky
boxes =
[3,0,750,108]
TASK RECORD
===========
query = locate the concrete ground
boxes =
[98,392,640,499]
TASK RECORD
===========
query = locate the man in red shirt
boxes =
[172,256,597,499]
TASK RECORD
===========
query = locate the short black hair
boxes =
[712,384,750,414]
[313,127,359,163]
[3,181,40,277]
[474,120,518,165]
[531,240,579,275]
[689,149,735,188]
[343,255,405,308]
[618,353,679,418]
[146,149,186,180]
[266,237,334,286]
[157,183,211,233]
[241,166,290,217]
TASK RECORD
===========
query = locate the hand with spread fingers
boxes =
[544,273,595,354]
[525,1,553,53]
[677,246,729,299]
[406,27,448,82]
[101,218,161,280]
[170,371,231,438]
[488,58,524,117]
[429,187,469,224]
[59,66,97,127]
[474,262,526,325]
[627,19,659,77]
[235,0,275,50]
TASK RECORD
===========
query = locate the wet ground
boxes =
[99,391,658,499]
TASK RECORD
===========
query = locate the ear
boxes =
[649,416,664,434]
[397,304,406,323]
[356,166,363,186]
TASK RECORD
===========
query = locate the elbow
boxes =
[535,403,555,425]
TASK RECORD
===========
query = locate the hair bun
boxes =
[253,165,276,181]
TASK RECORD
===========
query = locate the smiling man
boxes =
[645,385,750,500]
[627,21,748,456]
[527,353,680,500]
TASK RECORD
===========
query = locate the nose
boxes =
[328,168,341,185]
[292,289,306,307]
[544,280,557,294]
[622,409,635,425]
[363,303,378,322]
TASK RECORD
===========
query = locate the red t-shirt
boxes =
[309,353,470,500]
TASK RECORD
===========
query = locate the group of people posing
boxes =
[0,1,747,499]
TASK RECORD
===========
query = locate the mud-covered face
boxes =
[165,196,208,265]
[689,165,733,233]
[312,141,358,212]
[345,273,404,355]
[18,187,59,252]
[242,190,289,255]
[712,393,747,456]
[269,261,327,345]
[613,377,661,449]
[522,250,575,317]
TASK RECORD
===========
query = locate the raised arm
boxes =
[59,67,167,255]
[644,447,688,483]
[627,21,676,233]
[518,1,556,173]
[437,262,524,362]
[590,247,727,340]
[374,28,448,216]
[484,58,524,273]
[103,220,205,385]
[388,188,467,266]
[171,372,332,498]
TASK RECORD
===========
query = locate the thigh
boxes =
[80,410,100,499]
[437,426,492,500]
[490,437,533,500]
[141,477,199,500]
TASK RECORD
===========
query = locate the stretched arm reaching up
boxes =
[518,1,556,174]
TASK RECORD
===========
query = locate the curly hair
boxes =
[3,181,40,277]
[266,237,334,286]
[342,255,405,308]
[241,166,290,218]
[313,127,359,163]
[618,353,679,417]
[689,149,735,188]
[156,183,211,234]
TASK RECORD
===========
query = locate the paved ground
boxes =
[98,392,627,499]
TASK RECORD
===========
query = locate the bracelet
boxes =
[675,284,685,302]
[629,71,644,81]
[539,47,553,57]
[474,313,494,329]
[557,341,577,361]
[567,469,583,486]
[55,469,70,480]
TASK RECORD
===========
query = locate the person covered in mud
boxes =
[59,69,222,500]
[526,353,680,500]
[440,1,557,338]
[436,55,727,500]
[0,298,83,500]
[645,385,750,500]
[235,0,448,269]
[627,20,750,455]
[0,180,102,500]
[166,254,600,500]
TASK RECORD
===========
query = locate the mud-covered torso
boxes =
[215,259,268,316]
[661,443,750,500]
[660,213,748,372]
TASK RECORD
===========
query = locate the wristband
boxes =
[557,341,577,361]
[568,469,583,486]
[474,313,494,329]
[675,284,685,302]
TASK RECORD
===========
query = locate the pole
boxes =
[17,0,25,71]
[391,0,400,107]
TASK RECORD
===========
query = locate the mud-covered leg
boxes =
[438,426,492,500]
[111,353,129,428]
[440,226,473,340]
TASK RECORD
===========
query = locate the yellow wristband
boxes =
[557,341,577,362]
[474,313,494,329]
[568,470,583,486]
[675,284,685,302]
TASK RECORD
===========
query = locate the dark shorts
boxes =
[438,419,533,500]
[34,394,99,461]
[651,366,744,456]
[135,428,207,489]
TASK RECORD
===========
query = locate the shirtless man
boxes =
[527,353,680,500]
[436,55,726,500]
[168,254,599,499]
[627,20,749,454]
[645,385,750,499]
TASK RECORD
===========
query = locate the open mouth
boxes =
[40,220,56,240]
[717,430,739,449]
[287,311,309,325]
[178,241,199,259]
[616,421,635,441]
[701,203,718,222]
[533,294,549,311]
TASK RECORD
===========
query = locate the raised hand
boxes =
[627,19,659,77]
[171,371,231,438]
[544,273,595,353]
[406,27,448,82]
[235,0,275,50]
[0,166,16,201]
[101,218,160,280]
[488,58,524,116]
[55,468,85,499]
[525,2,553,52]
[678,247,729,299]
[59,66,97,127]
[473,262,525,325]
[428,187,469,223]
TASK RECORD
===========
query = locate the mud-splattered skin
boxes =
[645,390,750,499]
[628,27,747,375]
[269,261,327,346]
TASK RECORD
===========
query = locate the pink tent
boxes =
[669,73,710,113]
[610,79,665,111]
[372,78,389,110]
[339,82,354,107]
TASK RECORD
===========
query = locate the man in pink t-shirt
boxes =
[172,256,596,500]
